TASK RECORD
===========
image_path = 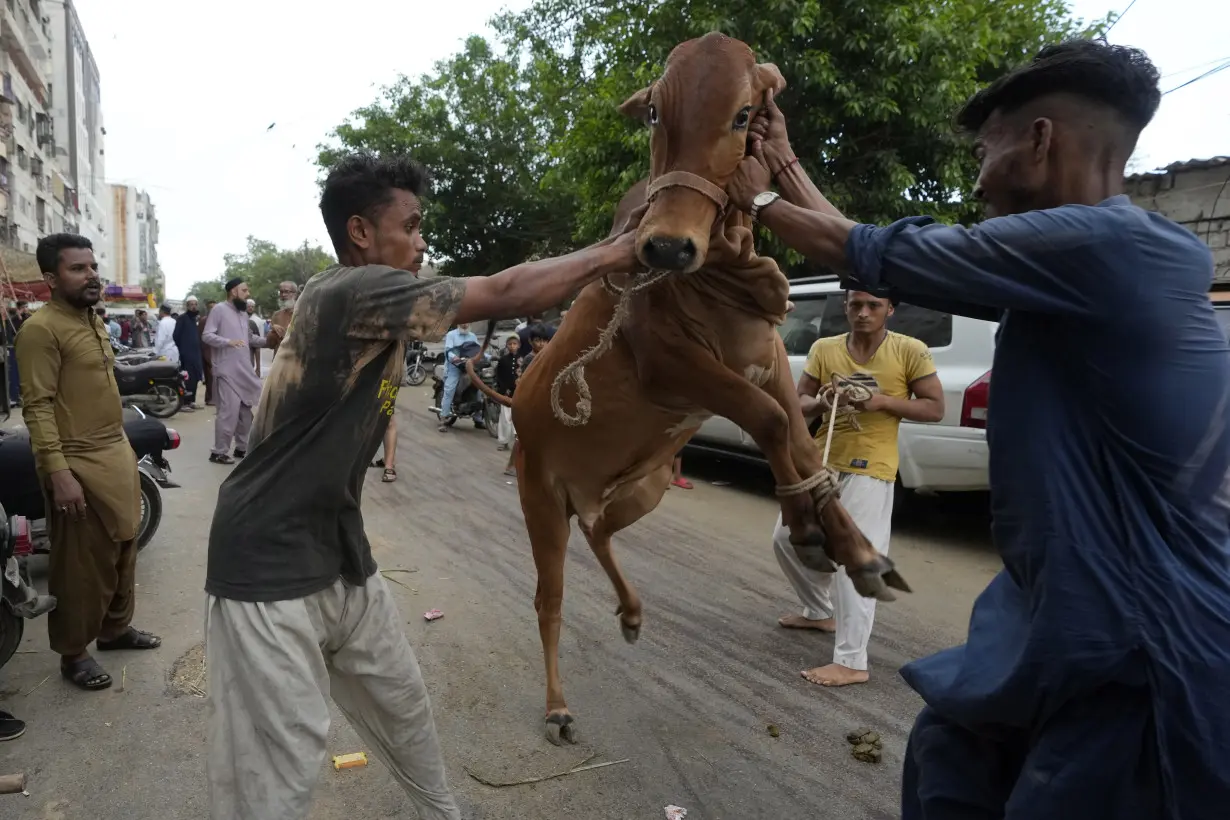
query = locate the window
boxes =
[777,295,831,355]
[818,299,954,348]
[778,292,955,353]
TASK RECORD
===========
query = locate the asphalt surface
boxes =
[0,368,1001,819]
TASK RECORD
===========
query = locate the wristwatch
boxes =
[750,191,782,222]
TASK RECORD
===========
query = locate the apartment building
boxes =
[48,0,108,274]
[110,183,160,290]
[0,0,63,255]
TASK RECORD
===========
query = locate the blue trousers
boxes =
[903,689,1163,820]
[440,365,461,418]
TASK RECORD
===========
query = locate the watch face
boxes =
[754,192,776,206]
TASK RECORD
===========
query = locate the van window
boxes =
[818,298,954,348]
[777,296,830,355]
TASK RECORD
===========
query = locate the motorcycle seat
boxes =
[114,359,181,379]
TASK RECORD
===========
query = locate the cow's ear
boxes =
[755,63,787,100]
[619,85,653,120]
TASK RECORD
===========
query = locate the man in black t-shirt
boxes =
[203,151,642,820]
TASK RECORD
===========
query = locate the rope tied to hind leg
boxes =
[775,374,875,506]
[549,270,669,427]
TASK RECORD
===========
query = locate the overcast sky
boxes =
[77,0,1228,299]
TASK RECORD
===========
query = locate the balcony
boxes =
[0,5,47,105]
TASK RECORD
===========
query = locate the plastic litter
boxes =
[665,806,688,820]
[332,752,368,770]
[424,609,444,621]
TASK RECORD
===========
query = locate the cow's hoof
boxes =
[792,543,837,573]
[616,606,641,644]
[848,555,910,602]
[546,712,578,746]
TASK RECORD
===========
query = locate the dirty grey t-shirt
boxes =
[205,265,467,602]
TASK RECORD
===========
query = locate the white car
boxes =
[687,276,996,493]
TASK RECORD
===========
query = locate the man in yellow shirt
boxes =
[771,289,944,686]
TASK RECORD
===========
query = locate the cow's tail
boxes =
[468,320,513,407]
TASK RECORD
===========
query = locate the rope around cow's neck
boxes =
[548,270,669,427]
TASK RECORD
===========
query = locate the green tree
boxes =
[320,0,1106,278]
[317,36,579,278]
[497,0,1106,273]
[186,237,335,314]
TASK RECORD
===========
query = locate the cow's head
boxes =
[620,33,785,273]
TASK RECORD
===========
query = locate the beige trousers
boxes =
[205,574,460,820]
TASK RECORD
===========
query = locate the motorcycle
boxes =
[404,340,430,387]
[0,501,54,671]
[112,342,185,419]
[429,341,501,437]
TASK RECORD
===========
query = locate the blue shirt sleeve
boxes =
[844,204,1139,317]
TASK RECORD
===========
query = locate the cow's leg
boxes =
[581,467,670,645]
[763,339,910,600]
[517,461,576,746]
[655,354,824,546]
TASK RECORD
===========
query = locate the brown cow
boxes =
[512,32,910,745]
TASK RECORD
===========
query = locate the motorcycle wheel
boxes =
[485,399,501,439]
[144,385,181,419]
[136,470,163,551]
[0,603,23,670]
[406,362,427,386]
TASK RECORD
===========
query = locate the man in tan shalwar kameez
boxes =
[16,233,162,691]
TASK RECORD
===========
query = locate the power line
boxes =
[1163,58,1230,95]
[1105,0,1140,35]
[1163,54,1230,79]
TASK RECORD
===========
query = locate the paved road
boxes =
[0,381,1000,819]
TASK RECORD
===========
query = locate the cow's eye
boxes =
[647,104,659,126]
[733,106,752,130]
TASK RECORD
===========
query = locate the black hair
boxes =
[956,39,1161,136]
[319,150,431,254]
[528,323,551,342]
[844,284,898,307]
[36,233,93,274]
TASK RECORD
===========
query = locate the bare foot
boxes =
[777,614,836,632]
[801,664,869,687]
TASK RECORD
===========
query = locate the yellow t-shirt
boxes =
[804,331,937,482]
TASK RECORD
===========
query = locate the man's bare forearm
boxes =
[775,162,846,219]
[879,395,945,423]
[456,241,631,324]
[759,200,857,271]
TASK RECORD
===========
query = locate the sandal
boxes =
[382,467,397,483]
[671,477,694,490]
[61,656,113,691]
[96,627,162,651]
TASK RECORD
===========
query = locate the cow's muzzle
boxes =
[642,236,698,271]
[639,171,730,272]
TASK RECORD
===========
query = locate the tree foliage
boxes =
[318,37,578,278]
[187,237,335,314]
[321,0,1106,277]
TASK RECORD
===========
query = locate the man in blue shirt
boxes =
[437,322,478,430]
[728,39,1230,819]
